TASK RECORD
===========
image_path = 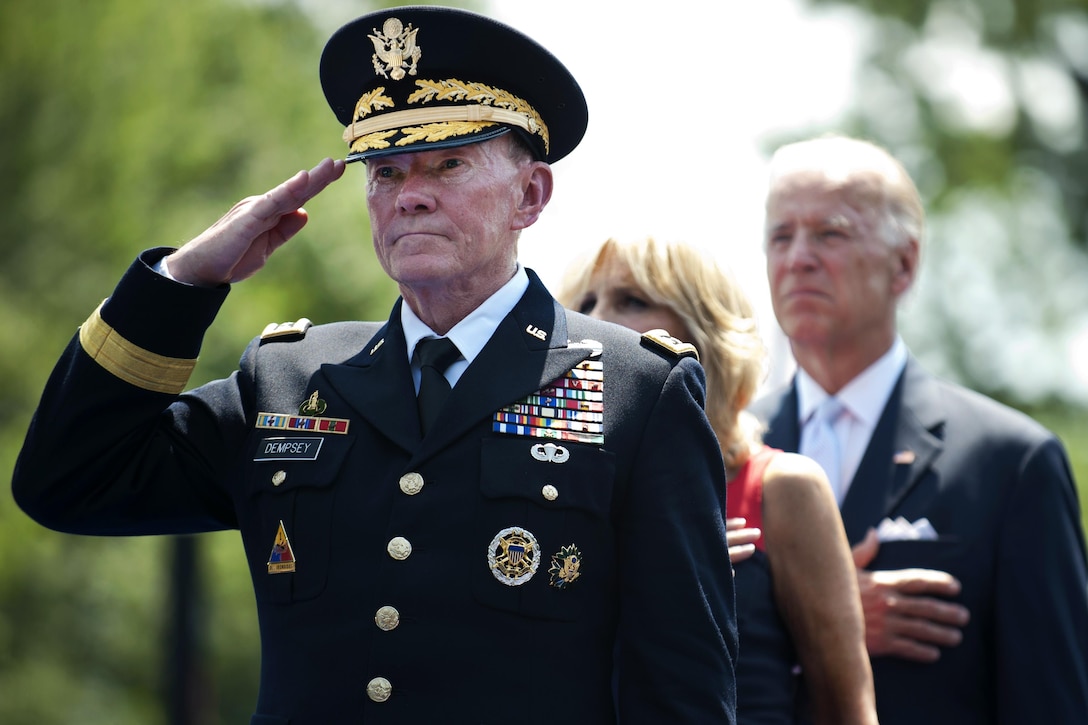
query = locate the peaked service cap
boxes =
[320,5,588,163]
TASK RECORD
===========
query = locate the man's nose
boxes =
[396,174,437,213]
[784,231,820,269]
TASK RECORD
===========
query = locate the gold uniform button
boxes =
[387,537,412,560]
[366,676,392,702]
[375,605,400,631]
[399,472,424,495]
[272,470,287,486]
[542,484,559,501]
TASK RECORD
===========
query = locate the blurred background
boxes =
[1,0,1085,722]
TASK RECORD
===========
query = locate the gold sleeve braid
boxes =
[78,301,197,394]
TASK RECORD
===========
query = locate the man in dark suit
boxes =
[750,134,1088,724]
[12,7,737,723]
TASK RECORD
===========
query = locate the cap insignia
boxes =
[369,18,421,81]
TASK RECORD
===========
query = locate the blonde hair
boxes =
[558,237,766,468]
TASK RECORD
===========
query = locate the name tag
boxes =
[254,437,323,461]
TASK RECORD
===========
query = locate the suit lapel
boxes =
[882,360,944,513]
[840,359,944,542]
[760,386,801,452]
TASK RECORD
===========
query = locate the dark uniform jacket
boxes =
[752,359,1088,725]
[14,250,738,724]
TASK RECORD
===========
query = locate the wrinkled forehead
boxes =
[766,168,890,220]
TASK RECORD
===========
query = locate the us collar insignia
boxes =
[369,17,421,81]
[488,526,540,586]
[492,359,604,445]
[548,544,582,589]
[267,520,296,574]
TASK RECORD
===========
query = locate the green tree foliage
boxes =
[803,0,1088,245]
[790,0,1088,528]
[775,0,1088,408]
[0,0,400,722]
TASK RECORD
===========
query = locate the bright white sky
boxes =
[297,0,1088,400]
[488,0,867,387]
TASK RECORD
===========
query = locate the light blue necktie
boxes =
[803,397,847,503]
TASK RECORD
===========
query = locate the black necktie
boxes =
[416,337,461,436]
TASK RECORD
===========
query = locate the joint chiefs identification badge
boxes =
[267,520,297,574]
[487,526,539,586]
[548,544,582,589]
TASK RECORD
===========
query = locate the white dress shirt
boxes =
[401,265,529,392]
[796,337,908,503]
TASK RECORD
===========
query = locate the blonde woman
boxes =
[560,238,877,725]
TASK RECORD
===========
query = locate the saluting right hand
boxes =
[164,157,346,287]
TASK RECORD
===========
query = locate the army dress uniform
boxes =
[13,253,737,723]
[13,7,738,722]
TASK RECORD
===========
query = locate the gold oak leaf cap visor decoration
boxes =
[320,5,588,164]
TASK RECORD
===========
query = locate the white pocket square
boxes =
[876,516,938,542]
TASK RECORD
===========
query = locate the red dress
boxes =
[727,444,778,552]
[729,445,801,724]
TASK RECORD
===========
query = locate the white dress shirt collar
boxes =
[401,266,530,388]
[796,336,908,426]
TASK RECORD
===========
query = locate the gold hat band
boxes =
[342,104,547,150]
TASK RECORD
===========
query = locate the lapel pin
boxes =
[893,449,916,465]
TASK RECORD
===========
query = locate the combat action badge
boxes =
[267,520,297,574]
[549,544,582,589]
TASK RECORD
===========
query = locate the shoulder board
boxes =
[260,318,312,342]
[641,329,699,361]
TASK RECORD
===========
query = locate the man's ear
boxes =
[892,236,920,296]
[512,162,553,231]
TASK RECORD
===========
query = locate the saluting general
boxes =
[12,6,738,724]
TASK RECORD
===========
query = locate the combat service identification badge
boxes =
[267,520,297,573]
[487,526,540,586]
[549,544,582,589]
